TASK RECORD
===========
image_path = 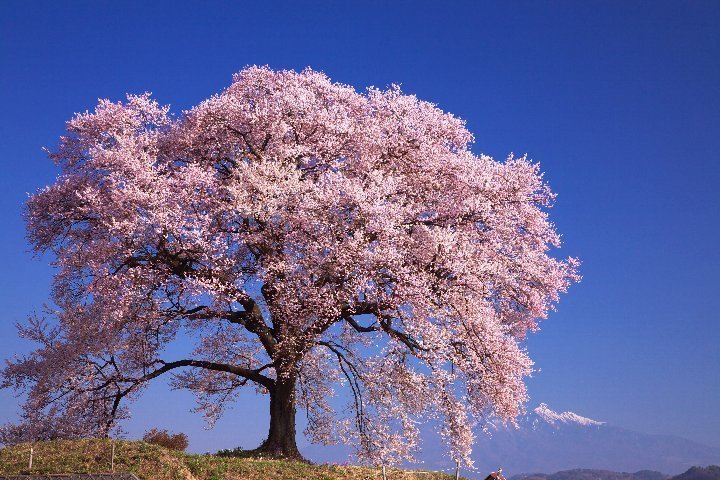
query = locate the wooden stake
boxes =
[28,445,33,470]
[382,464,387,480]
[111,441,116,472]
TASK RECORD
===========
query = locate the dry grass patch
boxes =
[0,439,192,480]
[0,439,460,480]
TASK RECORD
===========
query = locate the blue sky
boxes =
[1,0,718,455]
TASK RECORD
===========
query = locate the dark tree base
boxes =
[250,376,305,461]
[252,438,307,462]
[216,443,308,462]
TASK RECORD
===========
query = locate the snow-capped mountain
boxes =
[531,403,605,427]
[465,404,720,476]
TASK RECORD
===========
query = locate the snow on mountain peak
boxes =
[533,403,605,426]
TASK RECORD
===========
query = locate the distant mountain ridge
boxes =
[510,468,669,480]
[466,404,720,475]
[670,466,720,480]
[510,465,720,480]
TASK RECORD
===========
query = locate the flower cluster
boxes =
[1,67,578,465]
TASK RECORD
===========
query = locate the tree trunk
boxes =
[255,376,303,460]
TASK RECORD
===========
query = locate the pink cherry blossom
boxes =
[1,66,579,465]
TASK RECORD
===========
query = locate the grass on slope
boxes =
[0,439,461,480]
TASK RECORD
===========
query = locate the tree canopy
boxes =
[1,66,579,464]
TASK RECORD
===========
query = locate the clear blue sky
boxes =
[1,0,718,454]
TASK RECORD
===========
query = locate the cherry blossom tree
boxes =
[1,67,579,464]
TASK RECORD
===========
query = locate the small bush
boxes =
[142,428,189,451]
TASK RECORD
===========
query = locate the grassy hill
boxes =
[0,439,459,480]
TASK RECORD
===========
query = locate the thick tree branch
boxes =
[230,295,277,357]
[153,359,275,389]
[341,305,428,353]
[342,314,378,333]
[174,300,277,358]
[98,357,275,434]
